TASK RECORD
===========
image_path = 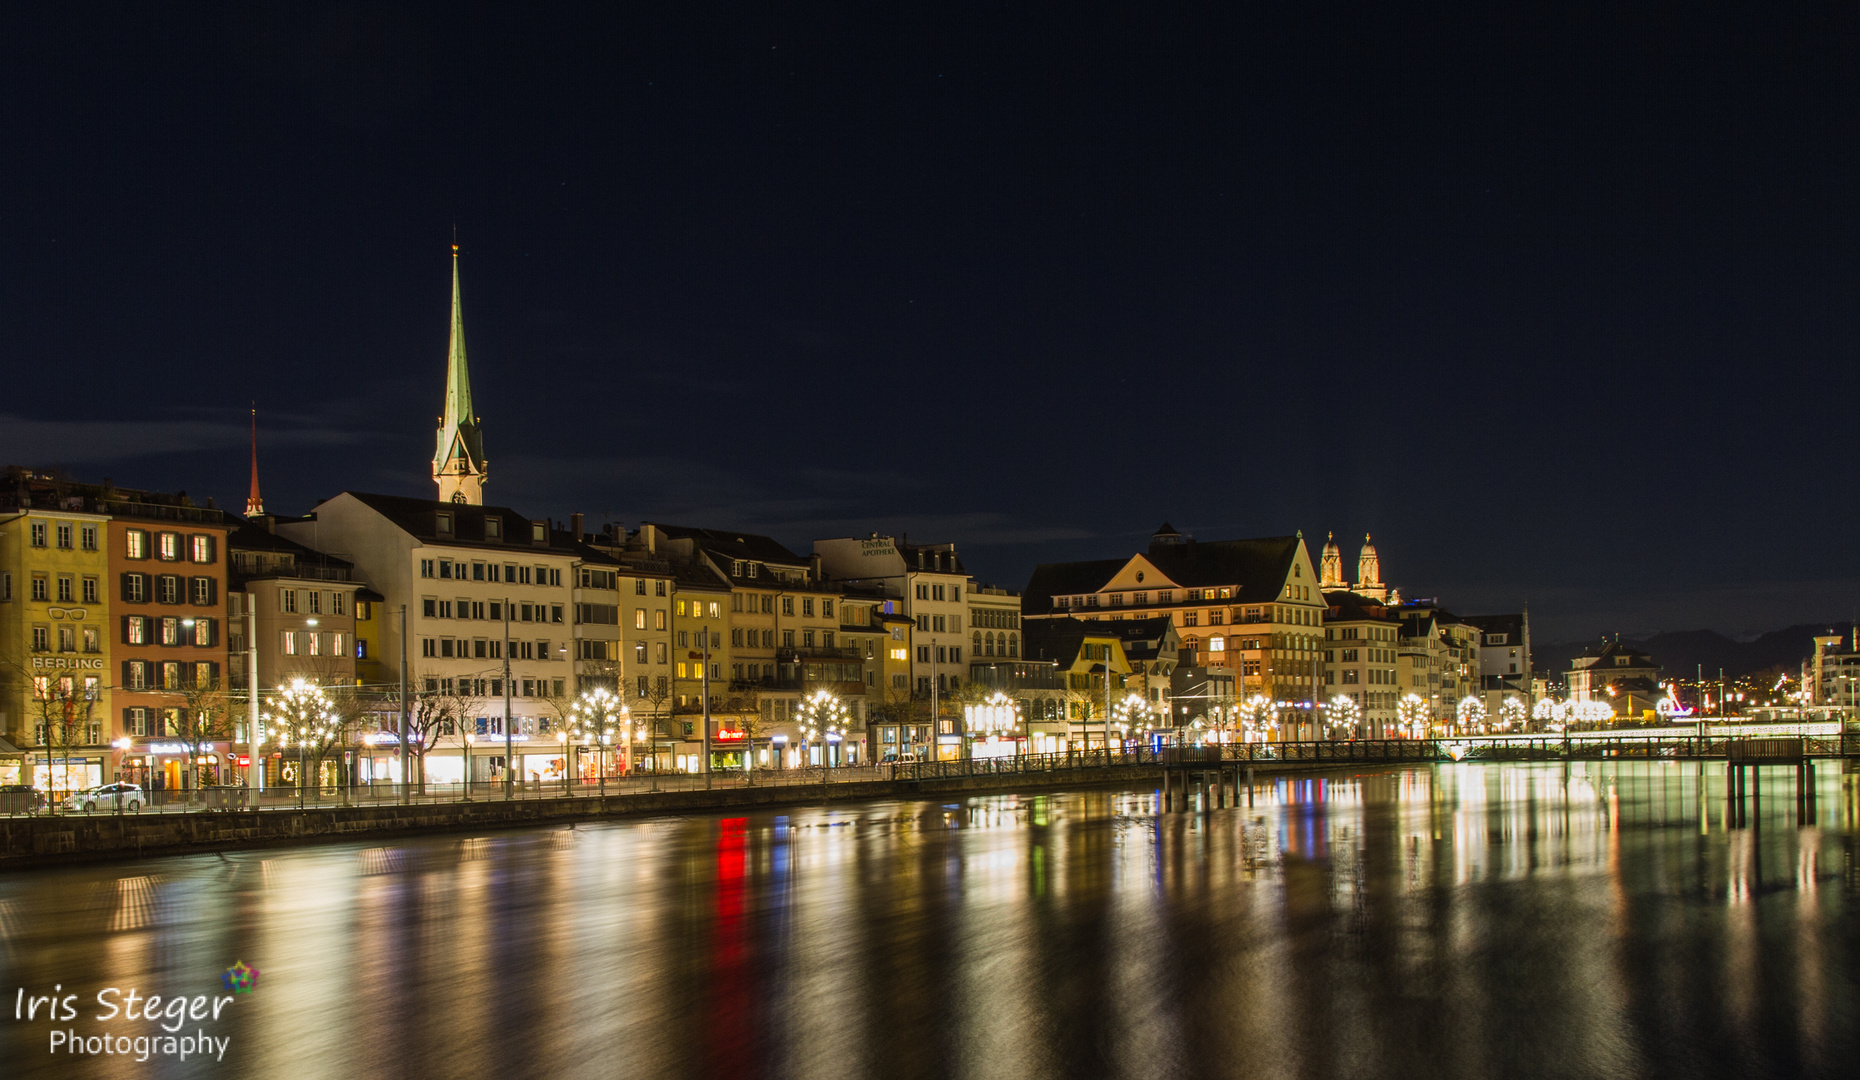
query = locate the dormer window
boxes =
[532,521,547,543]
[436,512,454,535]
[1615,655,1630,666]
[485,517,502,540]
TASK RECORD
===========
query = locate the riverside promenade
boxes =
[7,731,1855,868]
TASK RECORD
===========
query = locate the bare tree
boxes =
[629,675,673,772]
[171,677,237,800]
[383,673,470,794]
[28,676,98,805]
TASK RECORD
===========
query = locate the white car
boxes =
[62,783,144,813]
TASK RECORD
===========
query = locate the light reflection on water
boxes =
[0,761,1856,1079]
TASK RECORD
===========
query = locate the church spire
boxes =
[433,242,487,504]
[245,405,264,516]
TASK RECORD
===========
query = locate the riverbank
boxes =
[0,758,1366,869]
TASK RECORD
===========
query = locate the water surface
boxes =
[1,761,1854,1079]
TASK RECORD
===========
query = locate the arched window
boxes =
[1007,634,1018,658]
[1184,635,1201,653]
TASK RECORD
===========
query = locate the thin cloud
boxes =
[0,414,365,464]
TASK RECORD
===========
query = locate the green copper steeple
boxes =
[433,243,487,504]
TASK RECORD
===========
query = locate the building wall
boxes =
[279,497,579,781]
[108,517,231,746]
[1036,540,1327,714]
[1322,619,1401,735]
[0,511,114,782]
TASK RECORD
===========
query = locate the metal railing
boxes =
[8,734,1858,817]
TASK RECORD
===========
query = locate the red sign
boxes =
[235,755,251,767]
[714,729,746,742]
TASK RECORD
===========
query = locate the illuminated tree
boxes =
[1532,697,1565,730]
[1322,694,1363,739]
[263,679,341,806]
[1456,695,1487,735]
[568,686,624,792]
[1497,696,1527,732]
[1238,694,1278,741]
[1397,693,1428,738]
[796,689,848,768]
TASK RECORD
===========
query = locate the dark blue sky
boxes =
[3,4,1857,642]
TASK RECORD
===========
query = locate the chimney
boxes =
[645,524,656,555]
[570,512,584,541]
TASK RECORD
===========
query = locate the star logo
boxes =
[222,961,260,994]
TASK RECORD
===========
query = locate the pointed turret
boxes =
[433,244,488,504]
[1357,534,1387,599]
[245,406,264,516]
[1319,531,1344,588]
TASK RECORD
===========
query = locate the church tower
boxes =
[433,244,488,505]
[1356,535,1387,600]
[245,407,264,516]
[1319,532,1345,589]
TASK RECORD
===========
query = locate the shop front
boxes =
[969,734,1025,759]
[28,755,105,795]
[124,742,226,794]
[710,726,749,770]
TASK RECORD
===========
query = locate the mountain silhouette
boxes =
[1537,623,1857,681]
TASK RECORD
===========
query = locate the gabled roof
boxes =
[668,561,731,592]
[1106,617,1180,663]
[1023,558,1129,615]
[1324,590,1398,623]
[1023,536,1301,615]
[554,529,621,567]
[1023,616,1127,667]
[229,519,330,557]
[1463,613,1525,642]
[227,519,355,583]
[334,492,579,554]
[648,523,808,568]
[1571,639,1659,671]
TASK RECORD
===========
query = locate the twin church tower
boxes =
[432,243,489,505]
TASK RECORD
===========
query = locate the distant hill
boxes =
[1537,623,1858,680]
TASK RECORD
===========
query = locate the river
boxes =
[0,761,1854,1079]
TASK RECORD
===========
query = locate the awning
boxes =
[0,736,23,755]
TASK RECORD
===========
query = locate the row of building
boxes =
[0,250,1538,790]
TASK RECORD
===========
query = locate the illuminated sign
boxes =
[362,732,402,745]
[715,729,746,742]
[147,742,216,754]
[31,656,104,670]
[235,755,251,767]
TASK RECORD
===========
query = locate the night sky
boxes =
[3,5,1857,642]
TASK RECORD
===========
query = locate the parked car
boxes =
[883,753,920,764]
[0,784,45,814]
[61,783,144,813]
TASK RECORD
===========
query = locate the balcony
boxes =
[776,646,864,662]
